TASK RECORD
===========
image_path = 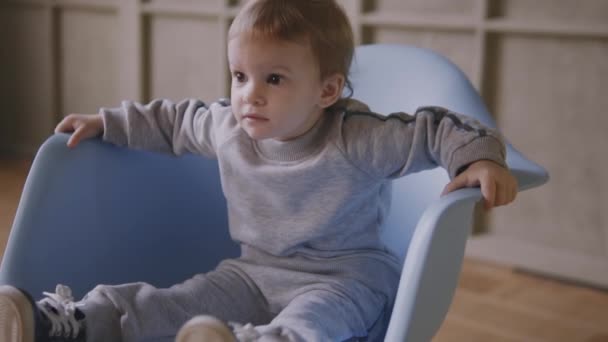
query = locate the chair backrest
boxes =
[0,136,240,298]
[350,44,494,262]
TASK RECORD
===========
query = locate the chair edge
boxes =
[384,188,481,341]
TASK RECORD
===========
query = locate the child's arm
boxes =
[340,102,516,209]
[55,99,230,157]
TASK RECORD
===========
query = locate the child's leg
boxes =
[236,281,387,342]
[79,263,271,342]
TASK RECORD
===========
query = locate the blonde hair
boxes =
[229,0,354,95]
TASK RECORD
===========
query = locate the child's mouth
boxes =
[243,114,269,121]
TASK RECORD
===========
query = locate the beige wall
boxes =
[1,0,608,287]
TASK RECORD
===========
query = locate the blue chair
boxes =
[0,44,548,341]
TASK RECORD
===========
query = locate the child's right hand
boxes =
[54,114,104,148]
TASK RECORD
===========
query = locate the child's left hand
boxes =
[441,160,518,210]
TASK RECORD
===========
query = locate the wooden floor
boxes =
[0,158,32,260]
[1,158,607,342]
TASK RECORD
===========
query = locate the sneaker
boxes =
[0,284,86,342]
[176,315,236,342]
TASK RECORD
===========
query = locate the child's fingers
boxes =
[510,183,518,203]
[480,177,496,209]
[506,181,517,205]
[54,115,76,133]
[496,181,509,206]
[66,121,87,148]
[441,174,466,195]
[496,179,517,206]
[66,129,81,148]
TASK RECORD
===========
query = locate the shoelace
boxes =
[230,322,261,341]
[38,284,84,339]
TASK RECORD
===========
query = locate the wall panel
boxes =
[147,16,223,102]
[488,35,608,257]
[367,28,477,80]
[0,5,54,155]
[372,0,476,16]
[60,8,122,114]
[493,0,608,25]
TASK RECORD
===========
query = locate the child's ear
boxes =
[319,73,345,108]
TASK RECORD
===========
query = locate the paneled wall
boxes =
[1,0,607,288]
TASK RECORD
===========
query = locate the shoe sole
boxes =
[0,286,34,342]
[176,315,236,342]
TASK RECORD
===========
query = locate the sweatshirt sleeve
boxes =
[339,101,507,180]
[100,98,231,158]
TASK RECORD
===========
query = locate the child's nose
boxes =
[243,83,265,106]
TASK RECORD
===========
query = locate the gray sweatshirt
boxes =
[101,97,506,301]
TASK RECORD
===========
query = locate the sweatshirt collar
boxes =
[253,113,329,162]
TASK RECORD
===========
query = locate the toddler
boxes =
[0,0,517,341]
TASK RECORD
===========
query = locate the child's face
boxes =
[228,35,333,141]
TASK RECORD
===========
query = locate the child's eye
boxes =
[233,72,246,83]
[267,74,282,85]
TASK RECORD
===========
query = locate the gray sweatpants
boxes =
[78,256,389,342]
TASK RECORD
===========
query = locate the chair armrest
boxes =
[506,142,549,191]
[384,188,481,342]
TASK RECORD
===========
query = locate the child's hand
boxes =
[441,160,518,210]
[54,114,104,148]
